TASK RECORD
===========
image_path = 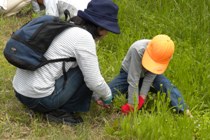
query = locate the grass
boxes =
[0,0,210,139]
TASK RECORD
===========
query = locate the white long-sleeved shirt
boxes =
[13,27,111,100]
[122,39,157,104]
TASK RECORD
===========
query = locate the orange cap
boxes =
[142,34,175,74]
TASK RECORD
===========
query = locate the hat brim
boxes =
[78,10,120,34]
[142,47,169,75]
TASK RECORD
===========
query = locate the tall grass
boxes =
[0,0,209,139]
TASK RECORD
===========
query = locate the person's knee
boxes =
[156,75,171,83]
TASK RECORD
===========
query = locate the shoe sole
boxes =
[46,114,82,126]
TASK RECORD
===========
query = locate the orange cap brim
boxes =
[142,48,169,74]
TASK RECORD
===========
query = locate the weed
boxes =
[0,0,209,139]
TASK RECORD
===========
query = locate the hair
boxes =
[37,0,44,5]
[70,16,102,39]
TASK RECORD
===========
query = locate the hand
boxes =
[121,96,145,115]
[96,99,104,106]
[138,96,145,110]
[121,103,134,115]
[96,99,110,109]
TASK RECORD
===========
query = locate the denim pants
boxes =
[108,69,186,113]
[15,67,93,113]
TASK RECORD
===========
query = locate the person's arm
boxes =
[126,46,143,105]
[44,0,59,16]
[140,71,156,98]
[74,32,112,103]
[121,45,147,114]
[121,40,154,114]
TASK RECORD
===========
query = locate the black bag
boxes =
[4,15,76,70]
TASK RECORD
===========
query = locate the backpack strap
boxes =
[36,57,76,68]
[62,62,67,89]
[42,57,76,89]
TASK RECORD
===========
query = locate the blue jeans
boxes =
[15,67,93,113]
[108,69,186,113]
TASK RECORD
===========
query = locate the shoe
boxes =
[46,110,83,125]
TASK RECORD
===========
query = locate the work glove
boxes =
[102,95,112,105]
[121,103,134,114]
[138,96,145,109]
[121,96,145,115]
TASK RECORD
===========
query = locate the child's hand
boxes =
[121,96,145,115]
[121,103,134,114]
[138,96,145,109]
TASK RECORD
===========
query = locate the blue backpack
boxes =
[4,15,76,71]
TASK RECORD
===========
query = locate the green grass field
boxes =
[0,0,209,139]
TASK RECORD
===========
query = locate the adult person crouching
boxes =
[13,0,120,125]
[31,0,91,18]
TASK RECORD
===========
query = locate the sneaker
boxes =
[46,110,83,125]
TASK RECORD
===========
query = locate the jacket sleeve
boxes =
[126,47,143,105]
[74,34,111,100]
[140,71,156,96]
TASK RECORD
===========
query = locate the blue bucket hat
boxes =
[78,0,120,34]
